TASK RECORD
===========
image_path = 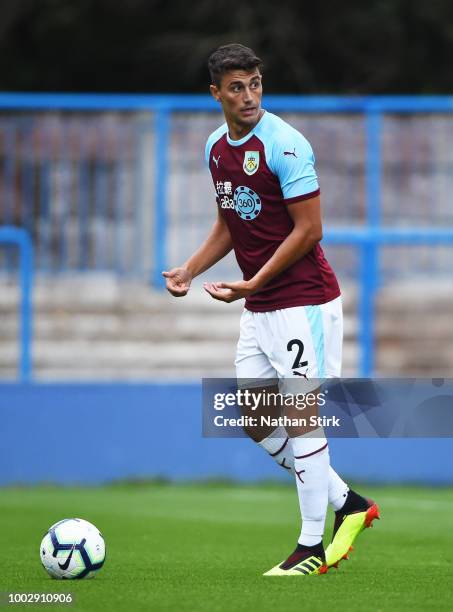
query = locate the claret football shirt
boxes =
[205,110,340,312]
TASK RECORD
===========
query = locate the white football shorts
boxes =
[235,296,343,387]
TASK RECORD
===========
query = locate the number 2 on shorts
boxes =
[287,339,308,370]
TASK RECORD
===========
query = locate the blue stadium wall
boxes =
[1,383,452,485]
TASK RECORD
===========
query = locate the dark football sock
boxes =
[295,541,324,554]
[338,489,369,515]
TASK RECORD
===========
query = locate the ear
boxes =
[210,84,221,102]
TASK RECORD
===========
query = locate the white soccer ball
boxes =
[40,518,106,579]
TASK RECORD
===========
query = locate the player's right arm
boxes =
[162,207,233,297]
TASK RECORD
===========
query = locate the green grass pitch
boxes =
[1,482,452,611]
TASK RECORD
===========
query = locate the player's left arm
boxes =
[247,194,322,288]
[203,195,322,302]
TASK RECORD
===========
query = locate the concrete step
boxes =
[0,362,360,380]
[0,277,358,313]
[0,312,241,341]
[0,339,358,366]
[0,312,359,341]
[3,276,452,379]
[377,280,453,313]
[376,345,453,374]
[0,340,236,368]
[376,313,453,340]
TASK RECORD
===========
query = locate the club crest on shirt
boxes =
[243,151,260,176]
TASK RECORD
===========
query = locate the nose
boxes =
[243,86,253,103]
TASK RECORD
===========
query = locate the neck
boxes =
[227,109,264,141]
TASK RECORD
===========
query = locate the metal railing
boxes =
[324,227,453,375]
[2,94,453,376]
[2,94,453,279]
[0,226,33,381]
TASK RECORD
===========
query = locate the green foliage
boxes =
[0,0,453,92]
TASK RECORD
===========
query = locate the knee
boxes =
[242,424,265,442]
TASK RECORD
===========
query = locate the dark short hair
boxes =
[208,43,263,87]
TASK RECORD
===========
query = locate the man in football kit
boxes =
[163,43,379,576]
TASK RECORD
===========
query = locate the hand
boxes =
[162,267,192,297]
[203,280,257,303]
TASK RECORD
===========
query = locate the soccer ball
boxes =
[40,518,106,579]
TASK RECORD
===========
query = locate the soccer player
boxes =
[163,43,379,576]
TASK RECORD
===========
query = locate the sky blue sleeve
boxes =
[205,138,212,165]
[205,137,213,165]
[205,124,228,165]
[271,131,319,202]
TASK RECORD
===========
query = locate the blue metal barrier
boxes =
[0,227,33,381]
[324,227,453,375]
[2,93,453,280]
[2,94,453,377]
